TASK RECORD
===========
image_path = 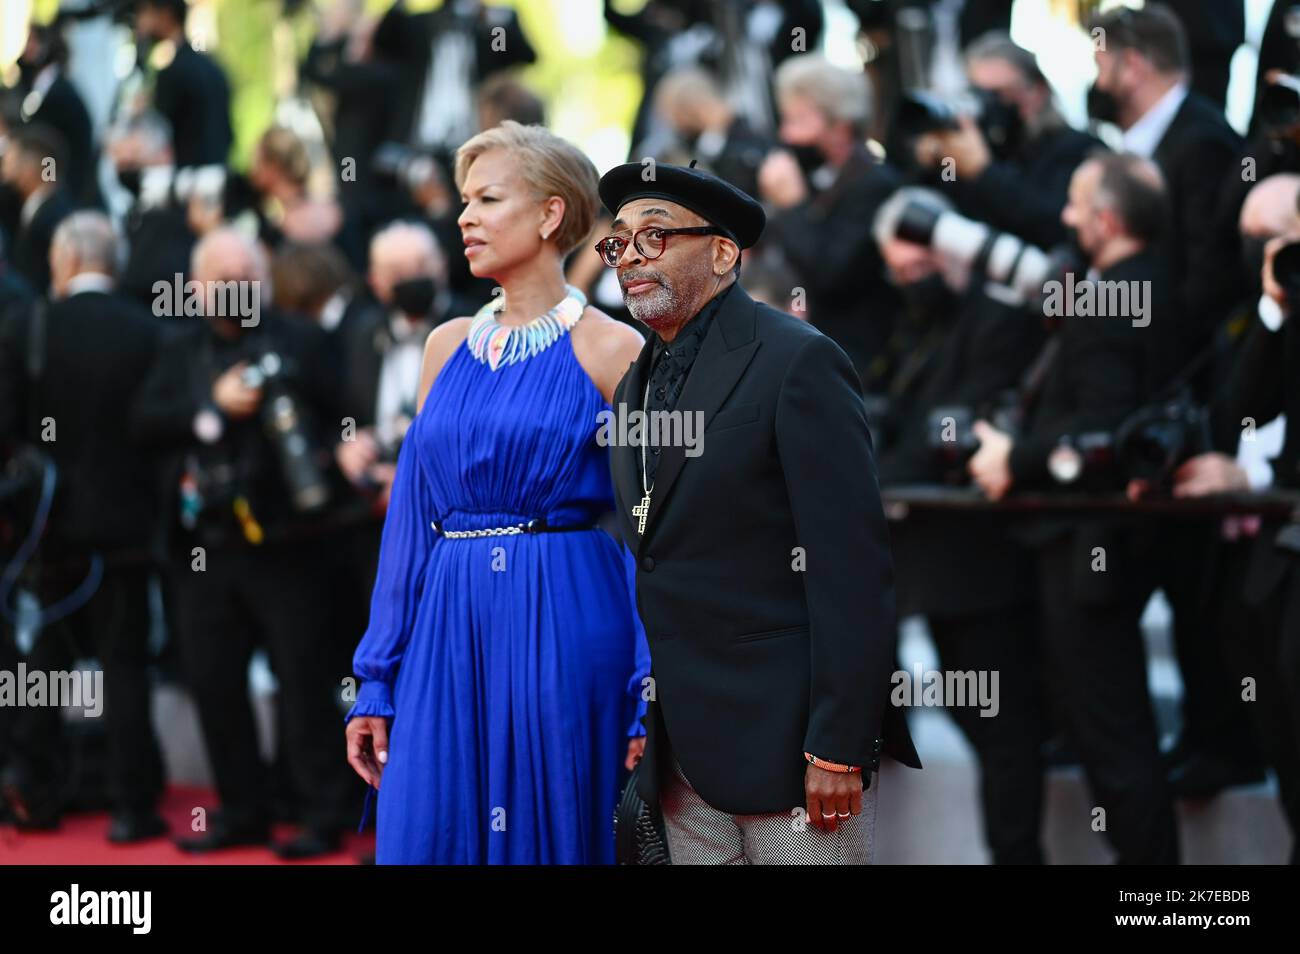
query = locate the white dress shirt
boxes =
[1122,82,1188,159]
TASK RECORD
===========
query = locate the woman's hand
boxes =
[625,736,646,772]
[346,716,390,788]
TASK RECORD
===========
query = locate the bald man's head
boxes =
[189,227,268,328]
[1240,174,1300,239]
[368,221,446,309]
[192,228,270,287]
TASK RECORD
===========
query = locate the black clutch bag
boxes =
[614,759,671,865]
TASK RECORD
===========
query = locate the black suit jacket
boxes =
[129,311,339,554]
[1151,91,1244,359]
[765,147,903,388]
[611,284,920,815]
[879,286,1045,618]
[154,43,234,168]
[25,73,96,205]
[12,189,73,295]
[1006,253,1157,605]
[0,289,163,552]
[1223,310,1300,606]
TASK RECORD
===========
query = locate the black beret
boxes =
[598,160,766,249]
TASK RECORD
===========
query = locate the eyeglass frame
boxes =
[593,225,731,267]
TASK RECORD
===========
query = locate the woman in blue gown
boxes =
[344,122,649,864]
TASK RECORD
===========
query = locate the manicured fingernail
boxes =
[378,750,388,764]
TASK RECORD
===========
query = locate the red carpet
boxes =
[0,786,374,865]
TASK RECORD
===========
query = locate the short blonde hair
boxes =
[454,121,599,256]
[775,55,872,134]
[257,126,310,188]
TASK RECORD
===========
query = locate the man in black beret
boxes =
[597,160,920,864]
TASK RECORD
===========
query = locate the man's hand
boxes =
[345,715,390,789]
[624,736,646,772]
[914,115,991,179]
[805,763,862,834]
[968,420,1014,500]
[1170,452,1250,498]
[757,150,810,210]
[212,361,262,419]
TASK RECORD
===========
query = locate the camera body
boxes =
[1045,399,1211,494]
[896,89,1023,160]
[241,352,332,514]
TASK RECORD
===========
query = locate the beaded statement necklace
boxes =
[466,285,587,371]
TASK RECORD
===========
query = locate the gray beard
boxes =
[625,281,684,331]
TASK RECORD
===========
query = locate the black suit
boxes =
[154,43,234,168]
[23,72,97,205]
[11,190,73,295]
[879,285,1046,863]
[1164,0,1244,110]
[611,284,920,816]
[1151,91,1245,376]
[130,312,353,833]
[1006,251,1178,864]
[764,147,903,390]
[1223,310,1300,854]
[0,286,165,817]
[118,204,197,309]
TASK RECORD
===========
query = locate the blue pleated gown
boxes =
[346,330,649,864]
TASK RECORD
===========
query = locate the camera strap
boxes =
[1015,333,1062,422]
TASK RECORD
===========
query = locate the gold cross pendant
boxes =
[633,494,650,535]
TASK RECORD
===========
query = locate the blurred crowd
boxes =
[1,0,1300,864]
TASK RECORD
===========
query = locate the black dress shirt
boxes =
[641,282,735,488]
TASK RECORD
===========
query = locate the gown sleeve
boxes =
[622,540,651,738]
[345,431,437,723]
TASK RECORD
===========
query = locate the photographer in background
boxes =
[335,222,450,507]
[640,66,772,199]
[910,31,1101,249]
[0,212,165,841]
[968,152,1178,864]
[15,21,97,208]
[874,187,1048,864]
[1161,176,1300,861]
[300,0,404,239]
[1,124,74,296]
[130,228,352,858]
[759,54,902,392]
[107,110,197,308]
[133,0,233,170]
[1086,5,1243,371]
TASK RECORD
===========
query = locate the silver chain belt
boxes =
[430,517,592,539]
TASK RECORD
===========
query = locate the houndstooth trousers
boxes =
[661,759,879,864]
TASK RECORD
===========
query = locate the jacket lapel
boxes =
[639,285,760,545]
[611,336,655,541]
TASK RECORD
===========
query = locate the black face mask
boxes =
[787,143,825,179]
[1086,83,1122,125]
[392,277,437,319]
[116,166,143,198]
[898,273,954,329]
